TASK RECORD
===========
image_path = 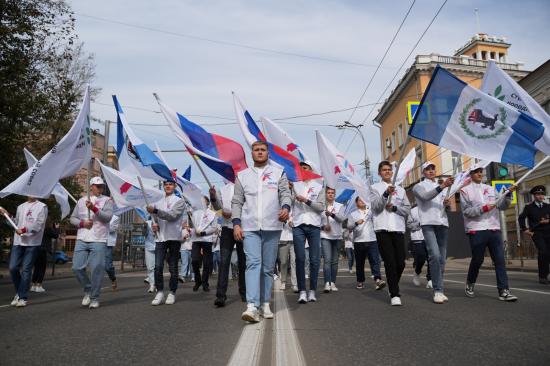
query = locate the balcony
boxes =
[415,54,522,71]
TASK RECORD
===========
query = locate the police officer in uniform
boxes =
[519,185,550,284]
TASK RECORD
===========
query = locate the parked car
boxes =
[50,250,71,264]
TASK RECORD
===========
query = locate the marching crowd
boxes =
[4,140,550,324]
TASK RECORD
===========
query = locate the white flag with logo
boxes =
[315,130,371,204]
[481,61,550,155]
[394,148,416,186]
[1,86,92,198]
[23,148,71,219]
[99,161,164,208]
[261,117,312,163]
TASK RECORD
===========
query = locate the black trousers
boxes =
[411,240,431,281]
[192,241,213,286]
[216,227,246,299]
[31,247,48,284]
[154,241,180,293]
[375,231,406,298]
[533,232,550,279]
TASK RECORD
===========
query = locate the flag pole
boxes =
[137,176,159,239]
[59,185,78,204]
[0,207,20,232]
[191,153,213,189]
[388,134,412,204]
[514,156,550,186]
[86,158,93,219]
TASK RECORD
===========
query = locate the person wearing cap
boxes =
[519,185,550,284]
[370,160,411,306]
[460,164,518,301]
[69,176,114,309]
[412,161,453,304]
[209,182,247,307]
[231,141,291,322]
[146,180,187,306]
[1,197,48,307]
[321,187,345,293]
[291,160,325,304]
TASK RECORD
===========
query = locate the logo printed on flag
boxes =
[462,99,507,136]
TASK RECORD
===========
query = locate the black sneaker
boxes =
[465,283,475,298]
[538,278,549,284]
[214,296,226,307]
[375,279,386,291]
[193,281,202,292]
[498,289,518,302]
[203,283,210,292]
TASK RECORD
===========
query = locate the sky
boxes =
[70,0,550,189]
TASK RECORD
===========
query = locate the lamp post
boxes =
[335,121,371,183]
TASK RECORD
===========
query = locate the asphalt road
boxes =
[1,267,549,366]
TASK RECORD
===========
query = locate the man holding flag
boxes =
[69,177,114,309]
[231,141,291,323]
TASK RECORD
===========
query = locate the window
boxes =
[391,131,396,153]
[398,124,403,146]
[481,51,487,60]
[451,151,463,173]
[385,138,391,158]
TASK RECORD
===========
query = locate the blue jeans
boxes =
[180,249,192,278]
[213,251,220,273]
[72,240,106,301]
[9,245,39,300]
[422,225,448,292]
[105,246,116,281]
[467,230,509,290]
[321,239,340,283]
[293,225,321,291]
[243,230,281,307]
[346,247,354,271]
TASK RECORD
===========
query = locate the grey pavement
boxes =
[1,263,549,366]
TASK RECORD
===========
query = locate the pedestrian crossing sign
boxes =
[492,179,517,205]
[407,101,420,125]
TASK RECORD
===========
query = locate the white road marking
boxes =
[443,279,550,296]
[273,280,306,366]
[227,309,265,366]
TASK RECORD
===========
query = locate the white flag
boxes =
[315,130,370,204]
[23,148,71,219]
[481,61,550,155]
[261,117,311,162]
[1,87,92,198]
[98,161,164,208]
[394,148,416,186]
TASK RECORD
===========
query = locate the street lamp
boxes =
[334,121,371,183]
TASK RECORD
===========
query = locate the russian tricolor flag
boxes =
[154,94,247,183]
[233,93,321,182]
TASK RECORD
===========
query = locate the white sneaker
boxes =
[280,283,286,290]
[273,273,279,281]
[152,291,165,306]
[441,293,449,302]
[305,274,309,279]
[81,293,91,307]
[242,303,260,322]
[10,295,19,306]
[261,303,273,319]
[426,280,433,289]
[16,299,27,307]
[324,282,331,293]
[292,285,299,293]
[165,292,176,305]
[433,292,445,304]
[89,300,99,309]
[308,290,317,302]
[34,286,46,293]
[390,296,402,306]
[144,277,150,284]
[30,286,36,292]
[412,274,421,287]
[298,291,308,304]
[147,284,156,293]
[330,282,338,292]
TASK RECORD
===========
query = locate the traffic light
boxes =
[496,164,509,179]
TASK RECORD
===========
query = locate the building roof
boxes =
[454,33,511,56]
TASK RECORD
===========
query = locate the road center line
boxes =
[227,309,265,366]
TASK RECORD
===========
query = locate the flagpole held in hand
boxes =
[388,134,412,205]
[86,158,93,219]
[0,207,20,233]
[191,154,213,189]
[515,156,550,186]
[137,176,159,240]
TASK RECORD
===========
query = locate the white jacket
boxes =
[13,201,48,247]
[144,220,156,251]
[321,201,345,240]
[412,179,449,227]
[292,179,325,227]
[190,208,218,243]
[407,207,425,241]
[70,195,113,243]
[370,181,410,233]
[460,182,511,233]
[347,208,376,243]
[231,165,292,231]
[280,215,293,242]
[107,215,120,247]
[151,193,186,242]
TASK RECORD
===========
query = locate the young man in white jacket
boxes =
[370,161,411,306]
[460,164,517,302]
[70,177,114,309]
[321,187,345,293]
[147,180,186,306]
[412,161,453,304]
[1,197,48,307]
[231,141,291,322]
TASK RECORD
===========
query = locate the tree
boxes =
[0,0,97,242]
